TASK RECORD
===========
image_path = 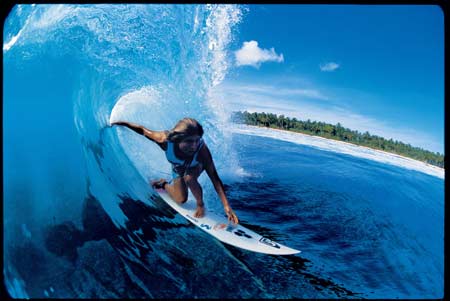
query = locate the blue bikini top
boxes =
[165,139,204,175]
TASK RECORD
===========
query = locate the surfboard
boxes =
[155,188,301,255]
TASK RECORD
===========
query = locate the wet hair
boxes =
[167,118,204,143]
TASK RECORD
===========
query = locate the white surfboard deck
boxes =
[155,188,300,255]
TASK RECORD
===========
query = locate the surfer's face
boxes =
[179,135,201,155]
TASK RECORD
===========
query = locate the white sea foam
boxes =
[33,5,78,29]
[3,5,34,52]
[3,30,23,51]
[205,4,242,87]
[232,125,445,179]
[3,5,79,52]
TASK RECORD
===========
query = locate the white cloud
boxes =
[234,40,284,68]
[320,62,340,72]
[223,83,329,101]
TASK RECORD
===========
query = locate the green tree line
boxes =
[232,111,445,168]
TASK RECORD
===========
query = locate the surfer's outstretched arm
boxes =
[202,145,239,224]
[111,121,167,148]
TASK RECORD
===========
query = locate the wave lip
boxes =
[232,124,445,179]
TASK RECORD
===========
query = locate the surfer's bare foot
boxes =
[151,179,168,189]
[194,205,205,218]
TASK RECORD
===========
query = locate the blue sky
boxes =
[218,4,444,154]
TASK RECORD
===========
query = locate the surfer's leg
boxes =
[184,164,204,205]
[164,177,188,204]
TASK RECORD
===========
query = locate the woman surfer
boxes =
[111,118,239,224]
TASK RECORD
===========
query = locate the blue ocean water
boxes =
[3,4,444,299]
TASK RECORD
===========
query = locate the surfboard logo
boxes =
[186,215,198,223]
[259,237,281,249]
[233,229,252,239]
[213,223,227,230]
[200,223,211,230]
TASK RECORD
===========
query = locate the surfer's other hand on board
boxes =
[112,117,239,224]
[225,205,239,224]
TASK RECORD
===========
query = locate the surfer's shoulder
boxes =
[157,130,170,150]
[198,142,212,163]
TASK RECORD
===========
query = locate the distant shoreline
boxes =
[241,124,445,174]
[233,111,444,169]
